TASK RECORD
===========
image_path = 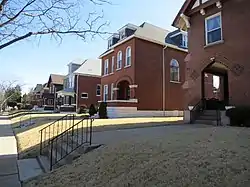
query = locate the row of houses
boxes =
[32,0,250,119]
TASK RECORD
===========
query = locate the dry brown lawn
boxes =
[13,117,182,158]
[24,125,250,187]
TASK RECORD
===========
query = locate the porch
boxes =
[57,89,76,112]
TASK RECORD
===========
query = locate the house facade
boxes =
[100,22,188,118]
[42,74,65,110]
[57,59,101,112]
[173,0,250,121]
[32,84,43,107]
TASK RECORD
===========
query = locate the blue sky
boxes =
[0,0,185,93]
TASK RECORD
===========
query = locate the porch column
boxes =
[112,88,119,100]
[129,85,138,99]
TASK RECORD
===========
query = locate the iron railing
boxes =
[49,117,93,170]
[40,114,75,154]
[216,110,222,126]
[190,99,206,123]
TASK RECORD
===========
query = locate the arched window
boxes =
[125,46,131,67]
[170,59,180,82]
[117,51,122,70]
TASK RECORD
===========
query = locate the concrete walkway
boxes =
[0,117,21,187]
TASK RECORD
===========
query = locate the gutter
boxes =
[76,74,79,112]
[162,45,168,116]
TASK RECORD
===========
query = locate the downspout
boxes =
[76,74,79,113]
[162,45,168,116]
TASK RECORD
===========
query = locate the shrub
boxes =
[226,106,250,127]
[89,104,97,116]
[77,105,87,114]
[98,102,108,119]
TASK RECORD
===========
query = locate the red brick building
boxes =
[57,59,101,112]
[100,23,188,118]
[173,0,250,122]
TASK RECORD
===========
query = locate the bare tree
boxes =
[0,80,24,112]
[0,0,111,50]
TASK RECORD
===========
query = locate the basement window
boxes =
[81,93,88,99]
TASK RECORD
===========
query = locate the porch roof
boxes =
[57,90,75,97]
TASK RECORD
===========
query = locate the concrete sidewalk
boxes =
[0,118,21,187]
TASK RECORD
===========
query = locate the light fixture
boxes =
[216,1,222,9]
[200,9,205,16]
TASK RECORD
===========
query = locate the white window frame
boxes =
[205,12,223,45]
[81,92,88,99]
[125,46,131,67]
[96,84,101,96]
[170,59,180,82]
[104,59,109,75]
[111,56,114,73]
[182,34,188,48]
[103,85,108,101]
[117,51,122,70]
[111,83,114,100]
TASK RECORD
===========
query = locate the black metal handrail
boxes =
[190,99,206,123]
[216,110,222,126]
[40,114,75,154]
[49,117,93,170]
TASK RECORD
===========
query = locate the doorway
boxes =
[201,61,229,110]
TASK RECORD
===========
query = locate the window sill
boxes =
[116,68,122,71]
[102,73,113,78]
[204,40,224,48]
[170,81,181,84]
[81,97,88,99]
[124,65,131,69]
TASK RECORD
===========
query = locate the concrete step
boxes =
[37,155,50,173]
[198,115,217,120]
[194,119,217,126]
[202,110,217,115]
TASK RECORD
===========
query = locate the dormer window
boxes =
[108,39,113,49]
[182,34,188,48]
[119,30,126,40]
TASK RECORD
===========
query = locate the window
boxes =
[104,59,109,75]
[103,85,108,101]
[205,12,222,45]
[120,30,126,40]
[170,59,180,82]
[111,83,114,100]
[182,34,188,48]
[81,93,88,99]
[48,99,53,105]
[111,56,114,73]
[108,39,113,49]
[125,47,131,67]
[96,84,101,96]
[117,51,122,70]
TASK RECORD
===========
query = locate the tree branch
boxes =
[0,32,32,50]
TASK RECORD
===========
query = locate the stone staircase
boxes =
[194,110,219,125]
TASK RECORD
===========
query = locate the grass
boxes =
[24,125,250,187]
[12,117,182,159]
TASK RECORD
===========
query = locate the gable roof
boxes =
[49,74,65,85]
[73,59,101,77]
[172,0,192,28]
[33,84,43,93]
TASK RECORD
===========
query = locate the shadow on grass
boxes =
[17,119,184,160]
